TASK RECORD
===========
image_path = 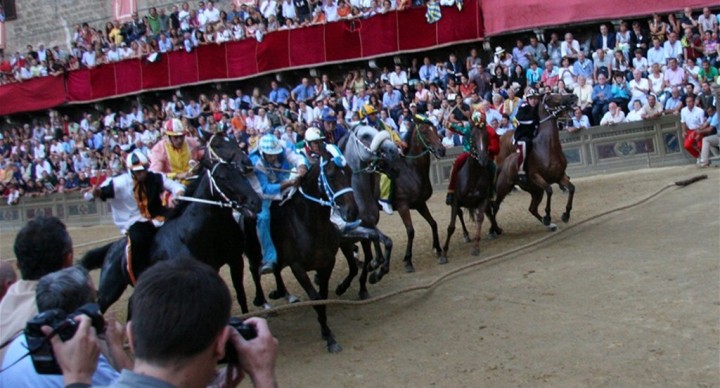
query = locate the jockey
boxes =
[321,111,348,145]
[250,134,308,275]
[445,111,499,205]
[297,127,361,233]
[358,103,405,215]
[150,118,202,181]
[514,88,541,183]
[83,151,185,285]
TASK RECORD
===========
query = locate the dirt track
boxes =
[1,165,718,386]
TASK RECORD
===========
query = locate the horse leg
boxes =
[228,258,250,314]
[470,203,486,256]
[416,202,441,257]
[397,205,416,273]
[288,263,340,353]
[244,219,269,308]
[457,209,471,243]
[439,205,459,264]
[560,176,575,223]
[97,251,129,314]
[335,242,358,296]
[484,198,502,239]
[357,240,372,300]
[369,230,393,284]
[268,267,298,303]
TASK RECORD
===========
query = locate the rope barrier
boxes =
[232,174,709,319]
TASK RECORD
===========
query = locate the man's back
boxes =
[0,280,37,364]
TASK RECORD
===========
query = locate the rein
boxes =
[539,94,572,124]
[349,128,382,174]
[175,149,244,210]
[298,158,354,208]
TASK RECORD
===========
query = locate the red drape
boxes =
[0,76,66,115]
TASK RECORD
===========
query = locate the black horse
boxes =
[440,124,500,262]
[392,120,446,273]
[81,137,262,313]
[254,146,359,353]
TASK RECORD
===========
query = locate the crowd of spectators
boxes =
[0,0,438,84]
[1,7,720,203]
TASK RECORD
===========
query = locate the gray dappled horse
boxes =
[336,124,400,300]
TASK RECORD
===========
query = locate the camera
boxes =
[219,317,257,364]
[25,303,105,375]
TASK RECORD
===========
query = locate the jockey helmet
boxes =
[471,111,485,125]
[165,118,186,136]
[359,103,378,119]
[305,127,325,142]
[259,134,284,155]
[413,114,431,124]
[525,88,541,99]
[126,151,149,172]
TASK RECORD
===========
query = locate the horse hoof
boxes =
[404,262,415,273]
[542,216,552,226]
[470,247,480,256]
[438,256,448,265]
[288,295,301,304]
[487,232,498,240]
[359,290,370,300]
[335,284,348,296]
[253,298,266,307]
[327,343,343,353]
[547,223,558,232]
[268,290,286,300]
[369,259,380,271]
[262,303,273,310]
[463,235,471,243]
[561,213,570,223]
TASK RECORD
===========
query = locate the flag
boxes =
[425,1,441,24]
[113,0,137,23]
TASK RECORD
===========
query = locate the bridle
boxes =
[349,126,390,174]
[403,122,440,160]
[299,157,354,208]
[468,125,487,163]
[540,94,575,124]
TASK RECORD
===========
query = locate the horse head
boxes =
[411,120,446,159]
[302,147,359,223]
[197,138,261,218]
[540,93,578,122]
[469,124,490,167]
[354,125,400,178]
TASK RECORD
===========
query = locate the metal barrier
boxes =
[0,116,694,231]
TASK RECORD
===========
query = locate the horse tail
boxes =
[80,242,114,270]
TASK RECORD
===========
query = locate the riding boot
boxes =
[445,192,454,205]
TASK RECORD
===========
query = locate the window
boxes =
[1,0,17,21]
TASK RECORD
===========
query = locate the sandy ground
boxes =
[1,165,718,386]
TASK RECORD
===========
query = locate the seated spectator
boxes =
[496,114,515,136]
[698,59,718,83]
[663,32,683,63]
[0,216,73,364]
[558,57,576,90]
[640,94,664,120]
[561,32,581,59]
[600,101,626,125]
[631,49,649,76]
[663,86,683,115]
[593,49,611,82]
[50,259,278,388]
[0,261,16,301]
[526,61,542,88]
[0,266,126,387]
[628,69,650,106]
[442,128,461,148]
[591,74,612,125]
[610,72,631,110]
[699,105,719,167]
[625,100,645,122]
[566,107,590,133]
[592,23,616,56]
[662,58,686,98]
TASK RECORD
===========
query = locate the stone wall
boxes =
[2,0,179,54]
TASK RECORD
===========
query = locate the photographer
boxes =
[0,216,74,364]
[49,259,278,388]
[0,266,125,387]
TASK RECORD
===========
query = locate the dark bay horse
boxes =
[440,124,500,262]
[392,120,446,273]
[262,147,359,353]
[80,138,262,313]
[336,124,400,299]
[494,93,577,231]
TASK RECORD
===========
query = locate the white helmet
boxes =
[164,118,186,136]
[305,127,325,142]
[126,151,149,172]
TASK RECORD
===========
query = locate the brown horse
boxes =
[439,124,500,262]
[393,120,446,273]
[494,93,577,231]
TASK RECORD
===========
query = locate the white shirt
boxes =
[106,49,121,62]
[98,172,184,234]
[179,10,191,30]
[600,110,625,125]
[663,40,682,61]
[205,7,221,24]
[680,106,705,131]
[81,50,96,67]
[625,109,644,122]
[560,40,580,58]
[389,71,408,88]
[629,78,649,99]
[260,0,279,19]
[282,1,297,20]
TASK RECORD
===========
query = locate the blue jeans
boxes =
[256,199,276,265]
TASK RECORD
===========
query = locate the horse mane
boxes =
[164,165,205,220]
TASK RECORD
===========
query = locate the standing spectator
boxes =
[680,95,706,160]
[0,216,73,364]
[592,24,616,56]
[294,0,312,23]
[699,105,719,167]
